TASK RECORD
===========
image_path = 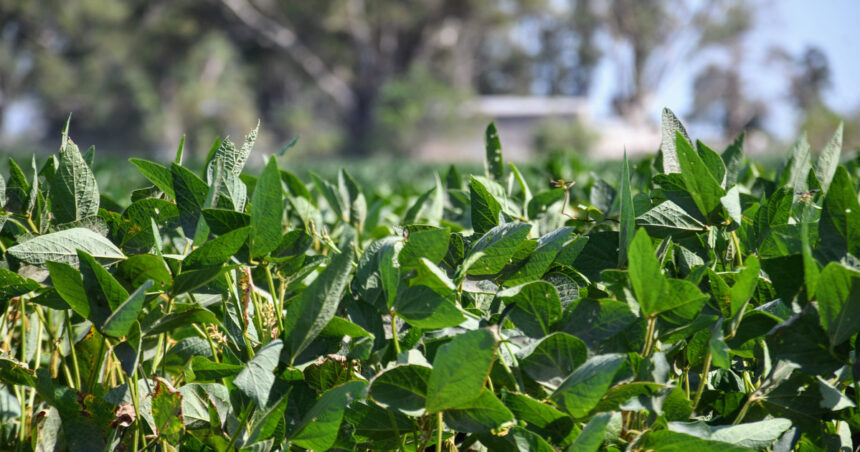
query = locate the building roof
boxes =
[463,95,589,118]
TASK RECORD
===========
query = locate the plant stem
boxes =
[35,307,74,384]
[732,395,756,424]
[641,316,656,356]
[264,264,284,332]
[15,385,26,452]
[436,412,444,452]
[87,334,106,392]
[65,311,82,390]
[692,350,712,411]
[499,342,525,393]
[731,230,743,268]
[684,367,691,398]
[19,296,26,365]
[225,402,254,451]
[250,291,267,344]
[192,324,221,363]
[390,312,402,355]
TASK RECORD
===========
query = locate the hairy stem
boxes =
[692,350,712,411]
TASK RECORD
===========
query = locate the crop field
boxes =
[0,109,859,451]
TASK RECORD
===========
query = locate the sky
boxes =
[588,0,860,140]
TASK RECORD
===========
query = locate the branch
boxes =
[220,0,356,110]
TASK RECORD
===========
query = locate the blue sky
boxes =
[589,0,860,140]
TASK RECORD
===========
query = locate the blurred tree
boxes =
[690,65,765,136]
[599,0,755,123]
[774,46,832,111]
[476,0,601,96]
[219,0,589,156]
[770,45,860,150]
[0,0,259,154]
[0,0,770,156]
[689,2,764,136]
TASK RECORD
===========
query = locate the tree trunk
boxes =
[342,90,377,156]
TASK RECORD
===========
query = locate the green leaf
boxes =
[50,386,115,451]
[250,156,284,258]
[527,187,565,219]
[426,328,497,412]
[369,364,431,416]
[659,108,691,174]
[290,380,366,451]
[398,227,449,271]
[550,353,625,417]
[467,222,532,276]
[101,280,152,338]
[506,227,573,286]
[783,133,811,193]
[663,384,693,421]
[0,357,36,387]
[641,430,755,451]
[201,208,250,236]
[412,258,456,296]
[394,285,465,329]
[144,308,218,336]
[282,234,355,363]
[188,357,244,382]
[676,132,726,218]
[660,278,709,323]
[443,389,515,434]
[171,163,209,239]
[720,186,742,224]
[151,378,184,444]
[51,138,99,223]
[817,262,860,347]
[248,394,288,445]
[207,122,258,178]
[801,207,819,298]
[813,122,843,193]
[484,122,504,181]
[668,418,792,449]
[8,228,124,267]
[636,200,707,238]
[339,168,367,230]
[46,261,89,318]
[233,339,282,407]
[117,254,172,290]
[498,281,562,337]
[696,140,727,186]
[619,151,635,266]
[817,376,855,411]
[709,318,731,369]
[0,172,6,208]
[478,426,555,452]
[510,162,532,210]
[120,199,180,252]
[172,265,230,295]
[0,268,40,301]
[78,250,128,327]
[310,171,347,222]
[129,158,176,198]
[819,166,860,259]
[721,133,744,188]
[501,391,573,444]
[559,298,637,346]
[183,226,250,269]
[628,228,665,317]
[728,255,760,317]
[470,176,502,234]
[568,412,612,452]
[519,332,588,385]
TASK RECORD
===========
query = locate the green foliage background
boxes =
[0,111,859,450]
